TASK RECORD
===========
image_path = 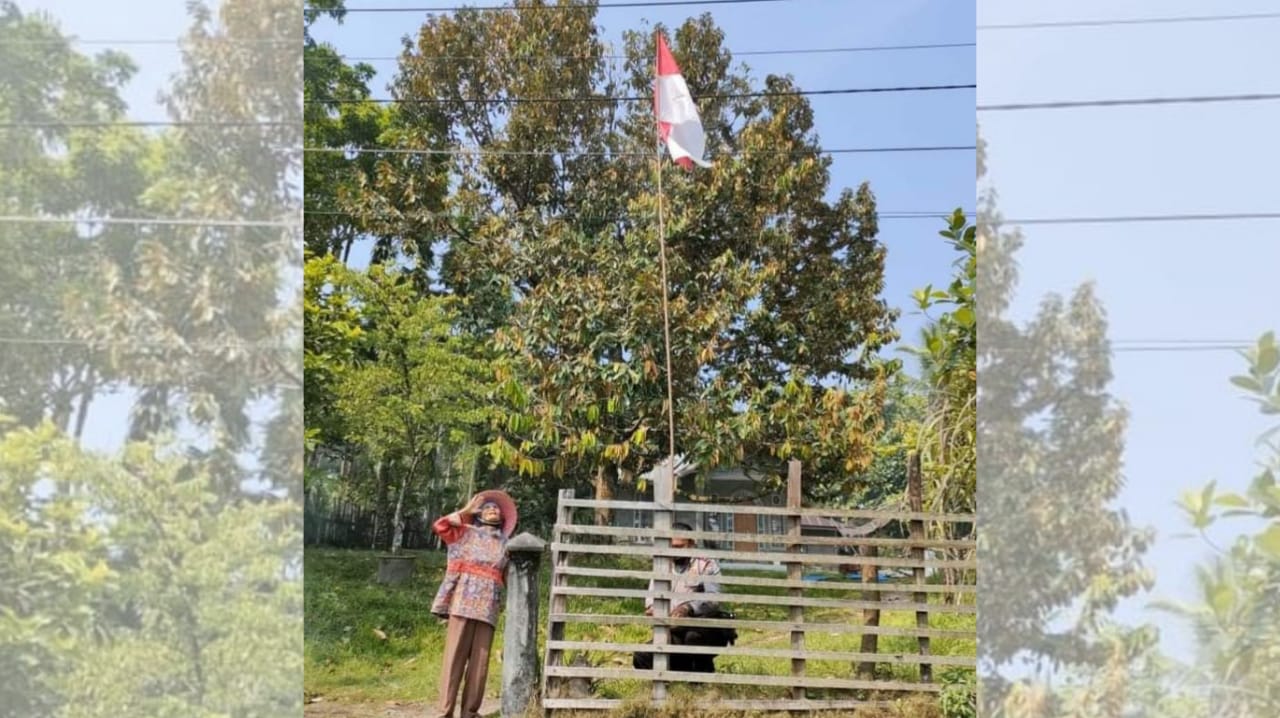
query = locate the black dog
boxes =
[632,608,738,673]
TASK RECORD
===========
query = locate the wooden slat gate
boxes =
[541,460,977,713]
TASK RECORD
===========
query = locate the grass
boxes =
[304,547,974,715]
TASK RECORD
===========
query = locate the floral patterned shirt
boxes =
[430,512,508,626]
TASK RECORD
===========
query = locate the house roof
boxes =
[800,515,889,537]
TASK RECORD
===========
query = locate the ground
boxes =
[303,697,499,717]
[303,547,974,717]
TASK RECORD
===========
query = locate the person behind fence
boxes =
[633,521,737,673]
[429,490,517,718]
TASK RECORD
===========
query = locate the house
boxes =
[611,456,889,557]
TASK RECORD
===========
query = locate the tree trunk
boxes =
[593,463,617,527]
[372,460,390,551]
[390,475,409,555]
[390,454,423,555]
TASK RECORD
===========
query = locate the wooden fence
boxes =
[303,493,437,551]
[541,459,977,713]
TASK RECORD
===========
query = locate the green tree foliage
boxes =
[387,4,896,502]
[0,0,301,715]
[1152,332,1280,716]
[908,211,976,519]
[317,261,492,552]
[976,135,1155,714]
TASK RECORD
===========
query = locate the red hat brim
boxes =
[474,490,518,538]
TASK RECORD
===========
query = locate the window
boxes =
[631,510,653,544]
[759,514,786,551]
[703,511,734,550]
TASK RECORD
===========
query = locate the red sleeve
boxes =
[433,513,467,545]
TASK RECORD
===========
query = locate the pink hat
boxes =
[473,489,518,538]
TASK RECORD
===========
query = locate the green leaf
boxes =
[1257,344,1280,374]
[1256,523,1280,560]
[1230,375,1263,392]
[1209,584,1234,615]
[1214,493,1251,508]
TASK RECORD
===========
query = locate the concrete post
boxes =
[501,531,546,717]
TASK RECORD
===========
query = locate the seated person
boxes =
[633,522,737,673]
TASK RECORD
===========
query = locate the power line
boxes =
[304,209,964,223]
[0,336,294,352]
[1112,344,1249,353]
[7,37,294,47]
[978,92,1280,112]
[978,11,1280,31]
[1002,212,1280,226]
[303,144,976,158]
[343,41,976,62]
[324,0,793,12]
[0,120,295,129]
[309,83,975,105]
[1111,339,1258,345]
[0,215,299,229]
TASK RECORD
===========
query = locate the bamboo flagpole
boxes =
[655,71,678,474]
[652,29,711,473]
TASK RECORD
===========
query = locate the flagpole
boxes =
[655,31,678,473]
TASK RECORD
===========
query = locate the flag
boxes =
[654,33,710,169]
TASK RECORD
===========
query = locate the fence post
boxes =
[857,541,881,678]
[542,489,574,709]
[907,451,932,682]
[785,460,806,701]
[651,461,674,703]
[502,532,547,718]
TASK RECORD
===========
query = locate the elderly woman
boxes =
[430,490,517,718]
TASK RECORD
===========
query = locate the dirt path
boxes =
[304,698,500,717]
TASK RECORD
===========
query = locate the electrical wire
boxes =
[978,11,1280,31]
[302,144,976,157]
[0,215,299,229]
[342,41,976,62]
[308,83,975,105]
[323,0,795,13]
[979,92,1280,112]
[0,120,296,129]
[1000,212,1280,226]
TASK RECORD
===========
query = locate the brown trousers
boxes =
[436,615,495,718]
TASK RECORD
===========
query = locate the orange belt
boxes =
[448,559,504,585]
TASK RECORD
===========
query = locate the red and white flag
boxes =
[654,33,710,169]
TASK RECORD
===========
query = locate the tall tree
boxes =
[393,4,897,503]
[325,262,492,553]
[976,133,1155,715]
[0,0,146,437]
[0,0,302,715]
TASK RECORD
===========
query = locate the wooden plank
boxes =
[559,497,976,523]
[542,489,575,702]
[908,453,932,684]
[858,542,881,678]
[786,460,805,701]
[545,640,977,666]
[549,613,975,639]
[557,523,977,550]
[545,666,943,692]
[550,585,975,614]
[551,541,978,570]
[542,698,896,711]
[557,565,979,593]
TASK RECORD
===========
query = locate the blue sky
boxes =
[37,2,1280,666]
[309,0,977,360]
[979,0,1280,662]
[43,0,974,447]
